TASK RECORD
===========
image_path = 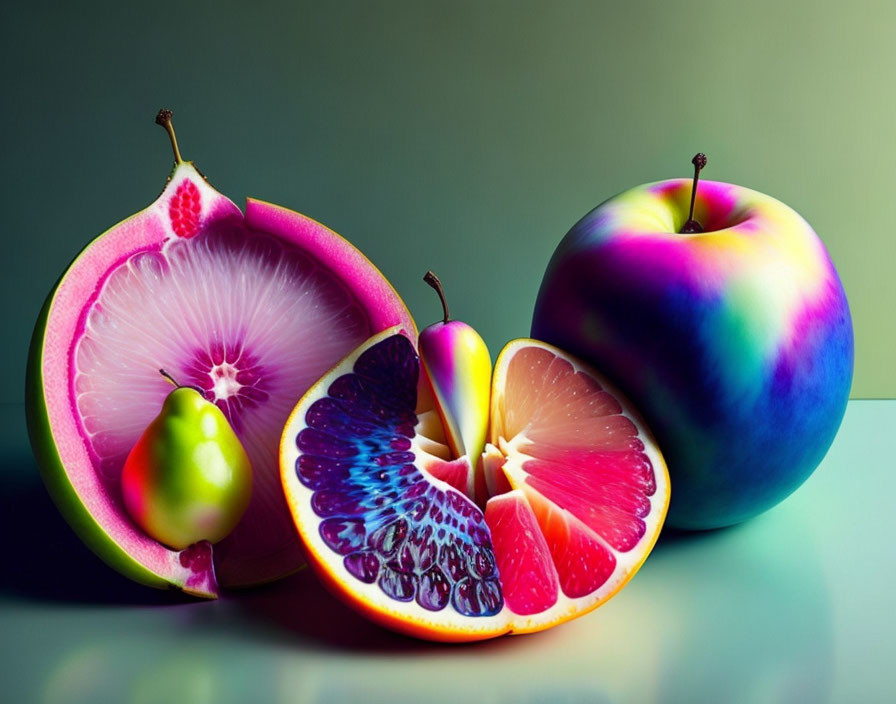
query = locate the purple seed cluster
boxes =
[185,342,269,432]
[295,334,503,617]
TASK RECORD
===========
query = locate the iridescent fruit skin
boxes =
[121,386,252,550]
[532,178,853,530]
[418,275,491,464]
[419,321,491,462]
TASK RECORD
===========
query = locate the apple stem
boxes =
[158,369,181,388]
[155,109,184,165]
[681,152,707,234]
[423,271,451,324]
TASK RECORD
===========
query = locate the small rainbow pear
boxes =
[418,271,492,463]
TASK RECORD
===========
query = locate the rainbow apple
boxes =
[532,155,853,530]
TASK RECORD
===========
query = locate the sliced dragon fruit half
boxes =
[25,111,414,597]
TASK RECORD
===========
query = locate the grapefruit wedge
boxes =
[280,330,669,640]
[26,112,413,597]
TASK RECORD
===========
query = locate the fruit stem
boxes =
[155,109,184,165]
[158,369,181,388]
[423,271,451,323]
[681,152,707,234]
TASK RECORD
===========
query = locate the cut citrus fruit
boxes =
[280,329,669,640]
[26,112,413,597]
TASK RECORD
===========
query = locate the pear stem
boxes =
[681,152,707,234]
[158,369,181,388]
[423,271,450,323]
[155,109,184,165]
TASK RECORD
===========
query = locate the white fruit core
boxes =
[73,224,370,585]
[210,362,241,401]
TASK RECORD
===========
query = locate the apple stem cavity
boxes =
[681,152,707,234]
[155,109,184,165]
[424,270,451,324]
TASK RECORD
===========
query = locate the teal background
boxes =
[2,0,894,399]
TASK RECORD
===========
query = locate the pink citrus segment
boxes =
[490,339,669,630]
[420,455,474,497]
[480,443,513,500]
[522,445,657,497]
[493,343,665,555]
[484,491,559,615]
[523,470,647,551]
[29,158,414,596]
[495,346,626,445]
[521,486,616,598]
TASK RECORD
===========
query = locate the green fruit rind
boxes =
[27,287,197,594]
[25,172,220,599]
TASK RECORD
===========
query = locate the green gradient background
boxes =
[3,1,893,398]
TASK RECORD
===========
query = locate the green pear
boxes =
[121,375,252,550]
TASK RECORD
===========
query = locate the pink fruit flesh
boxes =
[481,444,512,499]
[521,488,617,598]
[422,456,473,497]
[39,164,414,590]
[76,223,371,586]
[484,492,558,616]
[499,346,657,556]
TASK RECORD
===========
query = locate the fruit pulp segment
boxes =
[492,344,658,582]
[73,223,371,585]
[169,180,202,238]
[495,345,627,444]
[484,491,559,615]
[520,486,616,598]
[294,334,503,616]
[421,455,474,497]
[481,443,513,500]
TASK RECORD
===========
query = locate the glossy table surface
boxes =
[2,401,892,704]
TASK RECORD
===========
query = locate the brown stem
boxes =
[158,369,181,388]
[681,152,707,234]
[155,109,184,165]
[423,271,450,323]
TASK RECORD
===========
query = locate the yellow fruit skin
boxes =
[121,388,252,550]
[419,320,492,462]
